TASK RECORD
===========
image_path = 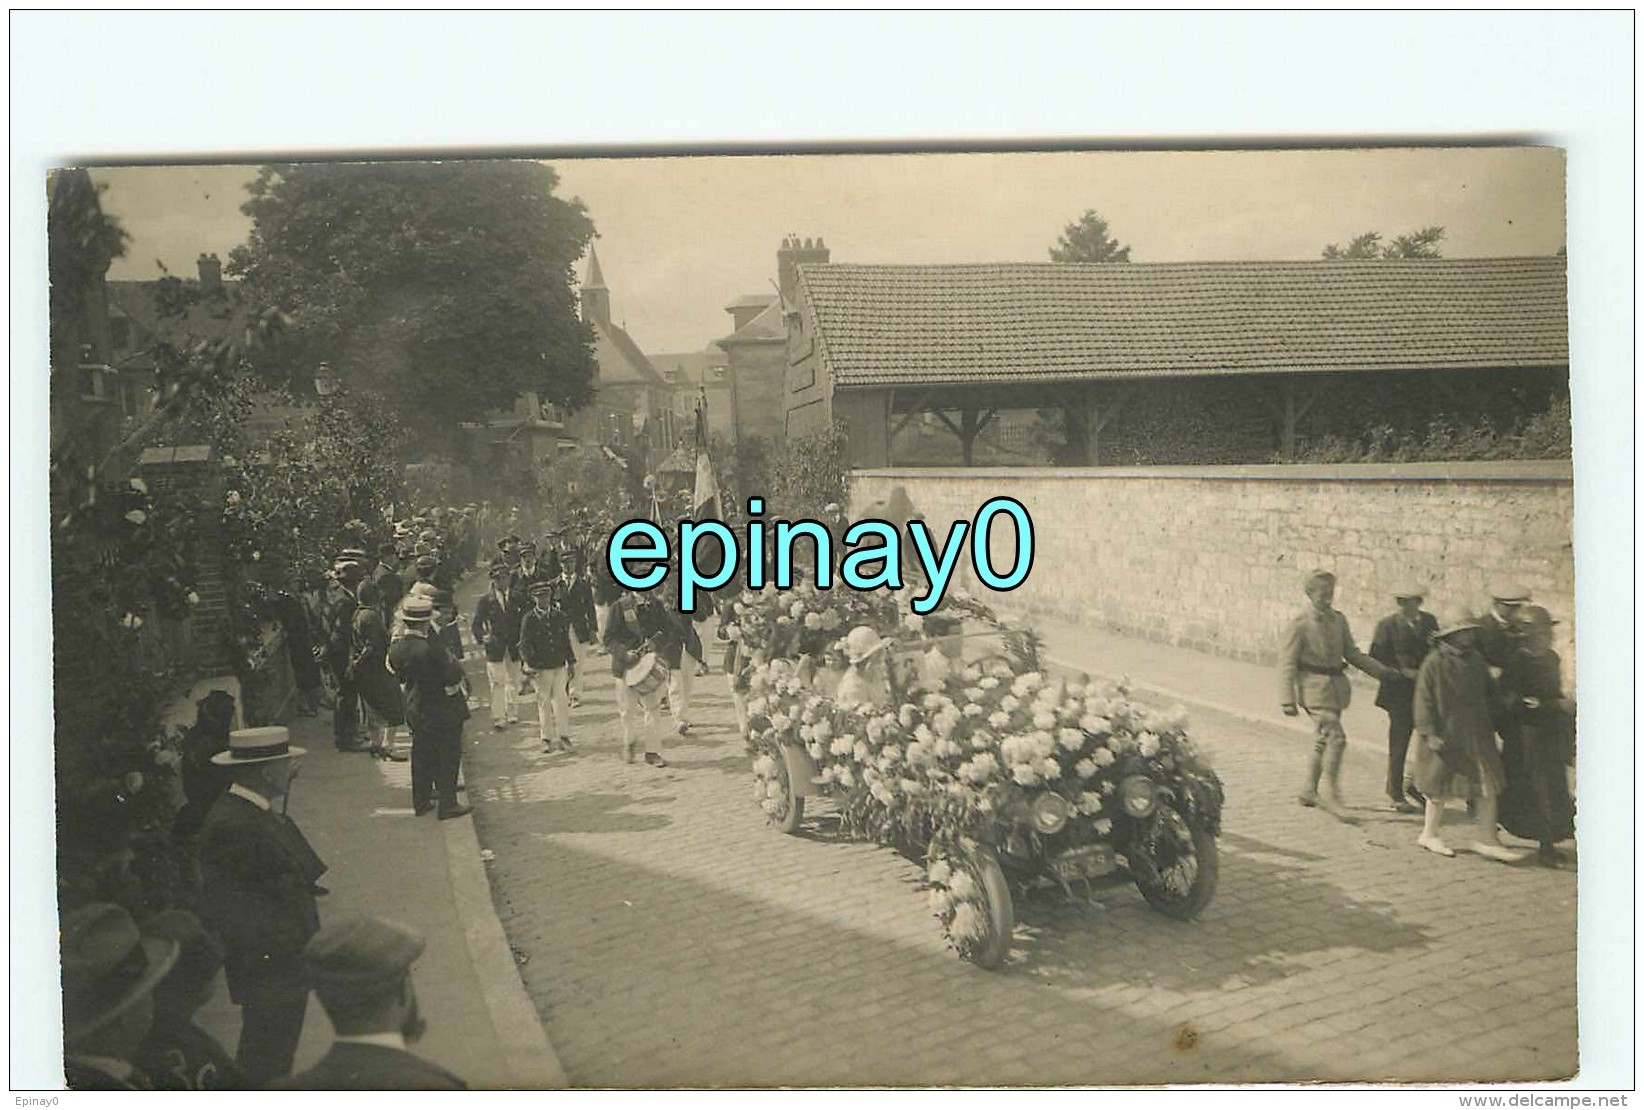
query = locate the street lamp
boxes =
[313,362,341,399]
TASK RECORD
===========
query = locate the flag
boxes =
[692,392,720,522]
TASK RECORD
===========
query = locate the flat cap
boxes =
[1490,582,1532,603]
[303,916,424,995]
[1304,568,1336,589]
[1391,581,1426,600]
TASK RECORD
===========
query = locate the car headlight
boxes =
[1120,774,1158,819]
[1030,791,1071,835]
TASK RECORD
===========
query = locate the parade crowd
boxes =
[59,504,1579,1092]
[62,503,733,1091]
[1279,571,1576,867]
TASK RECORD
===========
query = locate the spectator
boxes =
[1369,584,1438,814]
[387,596,472,820]
[1411,609,1527,863]
[199,728,327,1084]
[274,917,465,1090]
[61,902,180,1090]
[136,909,245,1090]
[1497,606,1577,867]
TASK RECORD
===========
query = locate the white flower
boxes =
[1011,762,1041,786]
[949,901,983,942]
[1100,779,1116,795]
[1064,681,1086,699]
[838,766,856,789]
[1039,757,1062,780]
[948,870,978,901]
[999,695,1021,713]
[1138,732,1161,758]
[1092,747,1116,768]
[898,704,918,728]
[1012,672,1044,696]
[1080,714,1112,736]
[963,703,985,718]
[830,735,854,757]
[1057,727,1085,752]
[1076,791,1103,815]
[251,551,261,561]
[812,719,833,742]
[929,888,954,916]
[186,591,200,607]
[804,612,822,630]
[987,710,1009,729]
[865,717,886,743]
[1093,817,1113,836]
[913,723,934,745]
[904,740,928,766]
[125,509,147,525]
[1033,710,1057,731]
[978,675,1000,691]
[789,600,806,618]
[751,754,776,777]
[128,477,148,494]
[121,612,143,630]
[776,615,792,626]
[959,752,999,784]
[807,741,826,761]
[853,741,871,764]
[927,859,953,886]
[1075,757,1097,780]
[225,490,242,506]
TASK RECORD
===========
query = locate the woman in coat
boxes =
[350,582,408,761]
[1411,608,1525,863]
[1495,605,1576,866]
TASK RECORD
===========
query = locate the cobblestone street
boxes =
[461,632,1577,1088]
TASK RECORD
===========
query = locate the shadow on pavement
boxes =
[497,791,674,835]
[1010,835,1431,992]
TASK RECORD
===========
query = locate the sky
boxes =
[92,147,1565,355]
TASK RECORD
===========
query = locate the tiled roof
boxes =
[592,319,665,387]
[717,298,786,345]
[795,258,1569,387]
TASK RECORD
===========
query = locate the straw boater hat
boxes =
[1490,582,1533,604]
[843,625,891,665]
[60,903,180,1043]
[400,596,435,623]
[408,581,439,601]
[1391,581,1426,600]
[210,725,306,766]
[1432,607,1482,641]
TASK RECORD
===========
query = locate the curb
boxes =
[443,805,568,1089]
[445,570,569,1089]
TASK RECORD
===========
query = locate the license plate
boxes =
[1049,844,1116,882]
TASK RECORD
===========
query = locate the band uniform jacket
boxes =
[1278,606,1388,712]
[272,1043,466,1091]
[602,600,643,677]
[198,792,326,1009]
[561,575,598,644]
[637,597,686,670]
[470,585,521,663]
[1369,609,1439,711]
[518,605,575,672]
[388,630,470,733]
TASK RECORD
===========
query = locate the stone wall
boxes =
[851,461,1576,674]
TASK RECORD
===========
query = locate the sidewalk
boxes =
[1004,606,1386,751]
[196,695,565,1089]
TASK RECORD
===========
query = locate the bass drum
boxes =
[1130,804,1219,920]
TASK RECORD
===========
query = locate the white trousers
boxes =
[484,657,518,722]
[566,635,587,699]
[667,664,692,727]
[532,665,570,741]
[615,676,667,754]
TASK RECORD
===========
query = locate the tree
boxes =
[228,161,599,454]
[1049,209,1132,263]
[1323,225,1445,260]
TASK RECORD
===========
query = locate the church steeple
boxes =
[581,245,611,327]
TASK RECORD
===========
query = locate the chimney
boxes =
[777,234,829,308]
[197,253,222,292]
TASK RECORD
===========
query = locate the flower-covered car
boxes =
[733,585,1224,970]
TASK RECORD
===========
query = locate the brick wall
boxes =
[850,461,1576,674]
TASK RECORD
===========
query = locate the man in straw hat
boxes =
[198,726,327,1085]
[61,902,181,1089]
[1369,582,1440,813]
[387,596,473,820]
[275,916,464,1089]
[1411,607,1527,863]
[1279,569,1399,822]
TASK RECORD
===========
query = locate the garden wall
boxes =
[851,461,1576,673]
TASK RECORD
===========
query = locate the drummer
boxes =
[603,591,670,768]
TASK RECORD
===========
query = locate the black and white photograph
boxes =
[12,11,1632,1098]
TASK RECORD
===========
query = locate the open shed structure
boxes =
[782,258,1569,467]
